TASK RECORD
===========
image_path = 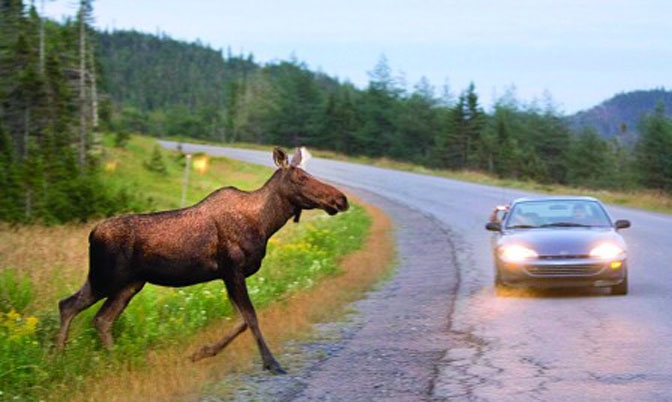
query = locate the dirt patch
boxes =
[215,190,460,402]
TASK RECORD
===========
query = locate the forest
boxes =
[0,0,137,223]
[2,1,672,224]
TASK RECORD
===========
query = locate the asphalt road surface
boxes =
[162,142,672,401]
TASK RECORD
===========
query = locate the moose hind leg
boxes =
[93,281,145,349]
[225,275,286,374]
[57,280,102,350]
[191,321,248,362]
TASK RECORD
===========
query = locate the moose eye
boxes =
[293,170,310,184]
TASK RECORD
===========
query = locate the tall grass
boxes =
[0,135,373,401]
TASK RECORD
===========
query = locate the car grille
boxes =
[525,262,605,277]
[537,254,591,260]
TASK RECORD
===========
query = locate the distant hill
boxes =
[95,30,259,112]
[568,89,672,141]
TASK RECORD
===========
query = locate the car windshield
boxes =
[504,200,611,229]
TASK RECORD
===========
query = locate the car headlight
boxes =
[589,243,625,260]
[499,245,538,263]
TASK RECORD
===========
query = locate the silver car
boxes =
[485,196,631,295]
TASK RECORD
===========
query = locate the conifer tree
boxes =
[635,103,672,192]
[0,0,136,223]
[355,55,401,157]
[144,144,168,175]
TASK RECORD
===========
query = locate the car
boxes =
[485,196,631,295]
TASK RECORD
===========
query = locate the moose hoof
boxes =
[265,361,287,375]
[191,346,215,362]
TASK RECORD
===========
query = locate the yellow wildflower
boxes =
[6,309,20,322]
[25,316,39,332]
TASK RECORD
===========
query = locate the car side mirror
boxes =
[485,222,502,231]
[614,219,631,230]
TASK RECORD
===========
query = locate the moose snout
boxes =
[336,194,349,212]
[323,193,349,215]
[327,193,348,215]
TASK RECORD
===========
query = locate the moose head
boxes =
[273,147,349,222]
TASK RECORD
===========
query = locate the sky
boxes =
[43,0,672,114]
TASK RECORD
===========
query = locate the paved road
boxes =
[162,142,672,401]
[218,190,458,401]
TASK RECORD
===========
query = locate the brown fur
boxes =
[56,148,348,374]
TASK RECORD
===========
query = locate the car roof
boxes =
[510,196,601,205]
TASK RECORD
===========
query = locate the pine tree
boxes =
[262,61,322,147]
[77,0,95,168]
[143,144,168,175]
[566,127,610,187]
[462,83,486,169]
[0,124,23,221]
[531,98,571,184]
[396,77,439,162]
[355,55,402,157]
[635,103,672,192]
[487,103,520,177]
[0,0,137,223]
[319,85,360,154]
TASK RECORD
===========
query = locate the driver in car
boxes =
[572,203,594,225]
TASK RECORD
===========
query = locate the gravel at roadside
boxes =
[205,190,460,401]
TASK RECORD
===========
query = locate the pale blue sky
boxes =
[44,0,671,114]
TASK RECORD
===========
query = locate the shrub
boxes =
[0,269,33,313]
[143,145,168,175]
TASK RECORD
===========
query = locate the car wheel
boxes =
[611,276,628,295]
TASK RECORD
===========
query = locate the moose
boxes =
[57,147,348,374]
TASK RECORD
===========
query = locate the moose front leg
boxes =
[224,273,287,374]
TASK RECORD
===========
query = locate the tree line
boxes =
[0,1,137,223]
[100,30,672,193]
[2,5,672,223]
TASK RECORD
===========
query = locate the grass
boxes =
[0,135,389,401]
[68,198,394,402]
[103,135,271,210]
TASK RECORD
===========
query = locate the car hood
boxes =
[499,228,627,256]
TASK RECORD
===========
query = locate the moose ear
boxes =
[290,147,302,167]
[273,147,289,168]
[290,147,311,168]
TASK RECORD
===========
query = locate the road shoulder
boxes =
[214,189,460,401]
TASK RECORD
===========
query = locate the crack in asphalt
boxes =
[438,330,495,401]
[420,213,463,400]
[519,355,556,400]
[429,222,505,402]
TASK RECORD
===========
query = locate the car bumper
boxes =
[496,257,627,289]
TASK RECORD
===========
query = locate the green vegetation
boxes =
[0,1,140,224]
[0,135,371,401]
[3,2,672,223]
[101,135,270,210]
[635,103,672,192]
